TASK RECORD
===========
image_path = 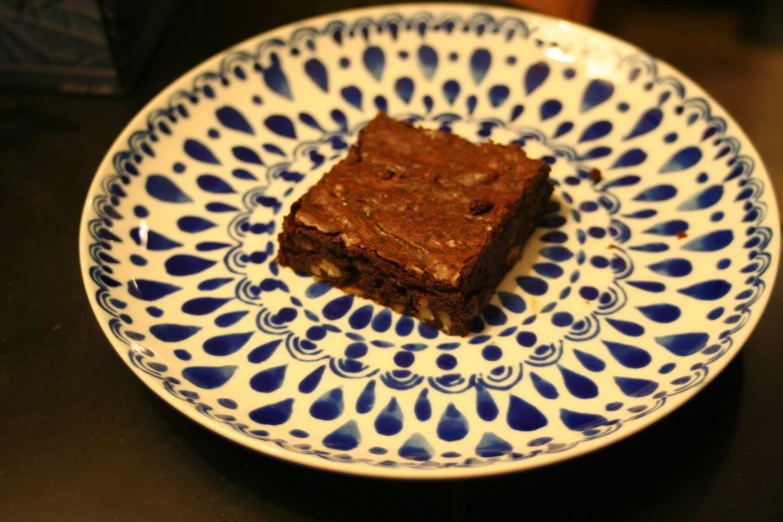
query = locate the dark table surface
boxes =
[2,1,782,521]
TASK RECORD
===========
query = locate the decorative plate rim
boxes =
[79,2,780,479]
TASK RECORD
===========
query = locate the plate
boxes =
[80,4,779,479]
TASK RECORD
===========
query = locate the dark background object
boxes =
[743,0,783,44]
[1,1,782,521]
[0,0,177,95]
[513,0,783,42]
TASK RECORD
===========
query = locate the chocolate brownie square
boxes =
[276,113,552,336]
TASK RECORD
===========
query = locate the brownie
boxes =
[276,113,552,336]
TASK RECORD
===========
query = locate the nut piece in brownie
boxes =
[276,113,552,336]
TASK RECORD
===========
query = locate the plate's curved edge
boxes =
[78,2,781,479]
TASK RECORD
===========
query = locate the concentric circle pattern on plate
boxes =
[80,4,779,478]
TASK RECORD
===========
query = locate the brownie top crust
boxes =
[292,113,550,288]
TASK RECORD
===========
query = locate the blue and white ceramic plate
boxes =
[80,4,779,479]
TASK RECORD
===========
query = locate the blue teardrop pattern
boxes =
[395,315,414,337]
[249,398,294,426]
[498,291,526,313]
[250,364,287,393]
[305,282,330,299]
[363,46,385,81]
[647,258,692,277]
[417,45,438,80]
[559,365,599,399]
[467,95,477,115]
[510,104,524,121]
[323,420,361,450]
[475,432,513,457]
[678,280,732,300]
[248,339,281,364]
[165,255,216,276]
[398,433,434,461]
[530,372,559,399]
[97,227,123,243]
[348,304,373,330]
[149,324,200,342]
[573,350,606,372]
[261,52,292,100]
[614,377,659,398]
[406,389,432,424]
[581,79,614,112]
[436,403,469,442]
[232,146,263,165]
[603,174,641,190]
[330,109,348,131]
[395,77,414,104]
[356,380,376,414]
[581,146,612,160]
[623,210,656,220]
[629,243,669,253]
[216,106,254,134]
[624,108,662,140]
[540,231,568,243]
[637,304,681,323]
[470,49,491,85]
[375,397,403,436]
[602,341,651,368]
[560,408,607,431]
[145,175,192,203]
[524,61,549,94]
[644,220,688,236]
[507,395,548,431]
[127,279,181,301]
[297,364,325,393]
[184,138,221,164]
[677,185,723,210]
[419,323,439,339]
[181,365,237,389]
[309,387,344,421]
[606,318,645,337]
[554,121,573,137]
[323,295,354,320]
[177,216,216,233]
[627,280,666,292]
[517,276,548,296]
[371,309,392,333]
[205,202,238,213]
[304,58,328,92]
[681,230,733,252]
[579,120,612,142]
[540,99,562,121]
[611,148,647,169]
[482,304,508,326]
[197,175,235,194]
[539,246,573,262]
[181,296,232,315]
[633,184,676,202]
[659,146,702,173]
[488,85,510,107]
[443,80,460,105]
[476,385,499,421]
[655,332,709,356]
[264,115,297,139]
[340,86,363,110]
[203,331,254,356]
